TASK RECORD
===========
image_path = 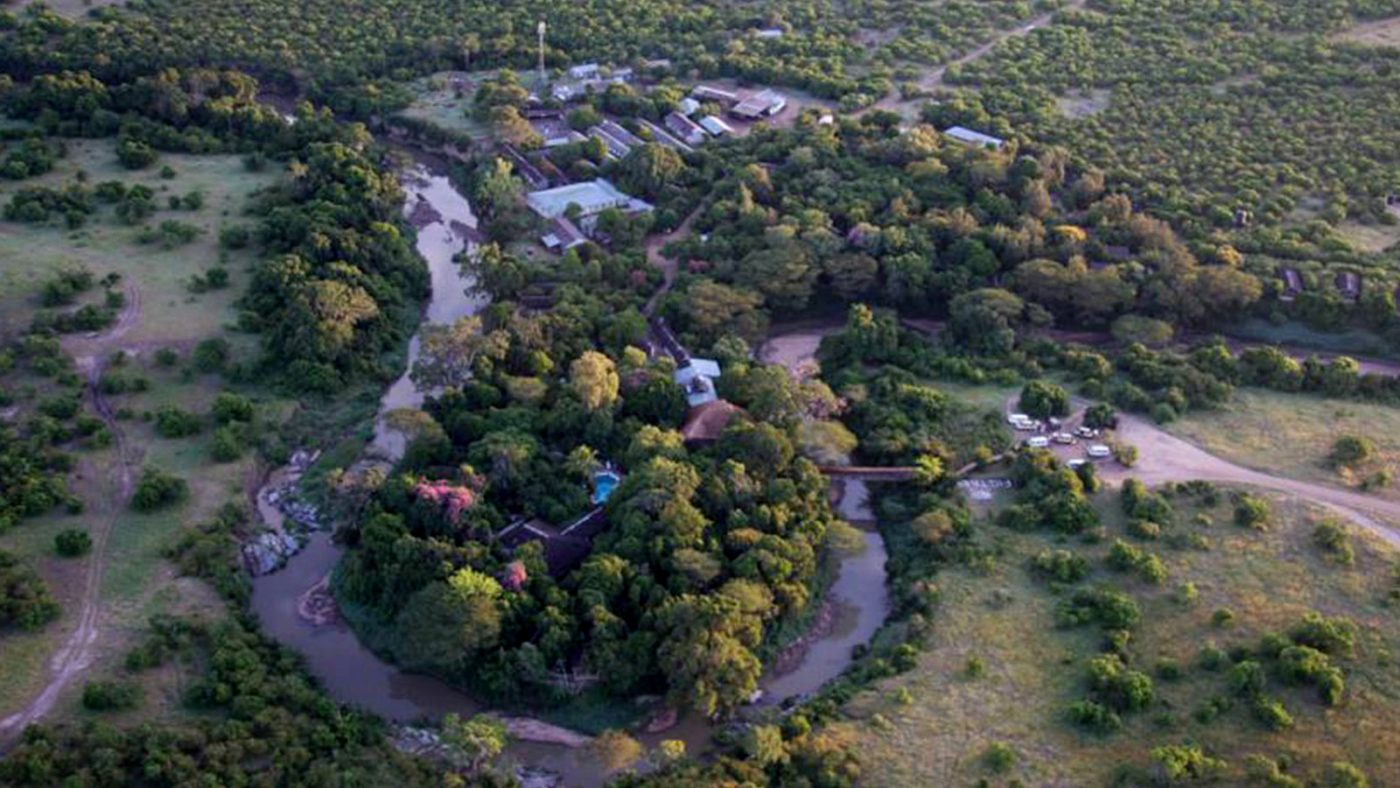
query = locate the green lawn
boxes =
[0,138,277,343]
[0,140,283,722]
[833,488,1400,786]
[1168,389,1400,502]
[394,71,501,140]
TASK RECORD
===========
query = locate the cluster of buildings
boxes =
[526,178,654,253]
[1277,266,1364,303]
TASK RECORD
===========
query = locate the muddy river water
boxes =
[248,170,890,785]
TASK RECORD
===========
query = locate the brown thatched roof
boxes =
[680,399,744,444]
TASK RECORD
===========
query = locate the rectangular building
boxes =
[944,126,1006,150]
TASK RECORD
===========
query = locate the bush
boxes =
[1312,520,1354,565]
[1084,402,1117,430]
[1330,435,1375,468]
[154,406,201,438]
[54,529,92,557]
[116,137,157,169]
[192,338,231,373]
[1019,380,1070,419]
[132,467,188,512]
[982,742,1017,773]
[1234,495,1271,530]
[0,550,61,630]
[211,426,244,462]
[211,392,254,424]
[81,679,142,711]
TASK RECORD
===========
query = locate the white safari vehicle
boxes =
[1086,444,1112,459]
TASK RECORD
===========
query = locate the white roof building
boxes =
[697,115,735,136]
[674,358,723,408]
[678,97,701,116]
[944,126,1006,150]
[526,179,652,220]
[568,63,601,80]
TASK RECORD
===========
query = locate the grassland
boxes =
[0,138,276,343]
[394,71,499,141]
[0,139,284,724]
[1167,389,1400,503]
[1335,15,1400,47]
[833,489,1400,785]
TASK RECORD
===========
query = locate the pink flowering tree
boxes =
[501,560,528,592]
[412,478,477,525]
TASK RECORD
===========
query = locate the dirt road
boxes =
[1104,410,1400,550]
[869,0,1090,117]
[0,293,142,740]
[643,205,703,316]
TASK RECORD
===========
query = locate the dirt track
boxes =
[643,205,703,316]
[0,290,142,740]
[1104,410,1400,549]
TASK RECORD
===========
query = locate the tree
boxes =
[569,351,620,412]
[393,580,501,671]
[413,317,509,389]
[1019,380,1070,419]
[54,529,92,557]
[589,730,645,773]
[621,143,685,198]
[440,713,507,775]
[1111,314,1174,347]
[1084,403,1117,430]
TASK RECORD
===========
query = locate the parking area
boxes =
[1004,401,1118,470]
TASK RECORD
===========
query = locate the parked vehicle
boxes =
[1067,459,1087,469]
[1075,426,1100,439]
[1087,444,1112,459]
[1053,432,1077,445]
[1026,436,1051,449]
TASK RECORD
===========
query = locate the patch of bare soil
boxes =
[1334,15,1400,48]
[1056,88,1112,119]
[296,574,339,626]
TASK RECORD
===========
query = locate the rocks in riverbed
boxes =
[388,726,563,787]
[242,531,302,576]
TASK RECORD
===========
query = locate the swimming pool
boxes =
[592,470,621,504]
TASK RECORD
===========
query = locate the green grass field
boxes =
[0,138,277,343]
[0,139,284,723]
[1168,389,1400,503]
[833,488,1400,786]
[395,71,500,140]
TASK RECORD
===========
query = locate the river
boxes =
[248,167,891,786]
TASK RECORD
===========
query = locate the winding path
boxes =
[0,289,142,739]
[643,204,704,316]
[1104,410,1400,549]
[868,0,1090,116]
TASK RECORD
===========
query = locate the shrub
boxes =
[1234,495,1271,530]
[1084,402,1117,430]
[982,742,1017,773]
[211,426,244,462]
[211,392,254,424]
[54,529,92,557]
[192,338,231,373]
[116,138,157,169]
[1030,549,1089,584]
[154,407,201,438]
[1151,744,1227,782]
[81,680,142,711]
[1330,435,1375,468]
[1251,697,1294,731]
[1019,380,1070,419]
[132,467,188,512]
[1067,699,1121,733]
[1312,520,1354,565]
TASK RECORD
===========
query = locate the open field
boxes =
[1167,389,1400,504]
[1335,15,1400,47]
[0,141,284,728]
[0,138,276,343]
[1337,220,1400,254]
[395,71,502,141]
[833,489,1400,785]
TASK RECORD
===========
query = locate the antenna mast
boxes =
[537,21,547,84]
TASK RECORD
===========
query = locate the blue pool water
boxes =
[592,471,621,504]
